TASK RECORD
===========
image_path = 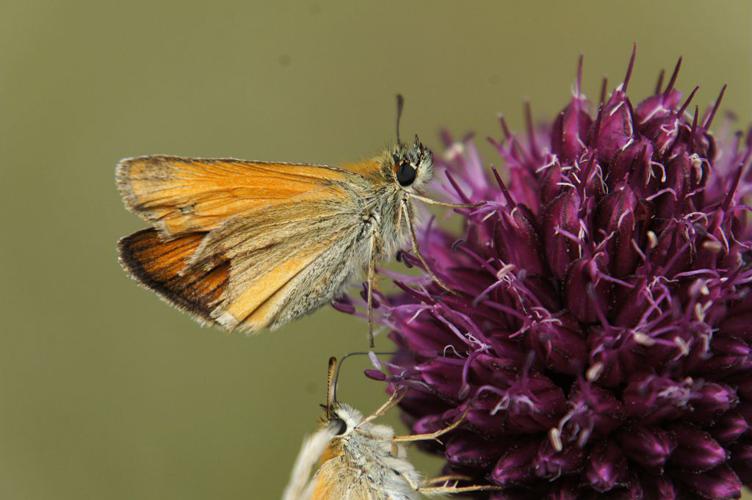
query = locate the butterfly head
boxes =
[321,357,363,438]
[390,136,433,192]
[323,402,363,439]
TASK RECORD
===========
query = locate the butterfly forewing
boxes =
[117,156,381,333]
[116,156,354,236]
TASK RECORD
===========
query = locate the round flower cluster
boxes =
[349,51,752,498]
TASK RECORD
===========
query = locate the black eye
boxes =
[332,417,347,435]
[396,162,417,186]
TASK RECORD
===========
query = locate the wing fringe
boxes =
[118,229,229,322]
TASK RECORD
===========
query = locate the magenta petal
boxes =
[528,319,587,375]
[585,440,629,492]
[538,154,565,203]
[595,91,635,163]
[697,337,751,376]
[390,308,460,353]
[718,311,752,341]
[679,465,742,499]
[533,440,584,479]
[669,424,727,472]
[688,382,739,424]
[331,295,355,314]
[461,395,507,436]
[635,88,683,126]
[415,358,464,399]
[623,375,690,423]
[608,138,653,190]
[730,441,752,483]
[712,412,749,445]
[445,432,507,468]
[491,439,539,486]
[503,374,568,433]
[364,368,386,381]
[542,189,581,280]
[551,94,592,163]
[564,256,609,323]
[653,154,690,220]
[594,185,640,277]
[545,479,579,500]
[736,379,752,401]
[497,206,545,275]
[564,381,624,439]
[618,426,675,470]
[641,473,678,500]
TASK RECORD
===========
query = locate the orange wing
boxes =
[116,155,353,236]
[117,155,380,332]
[118,229,229,322]
[311,456,381,500]
[212,227,344,331]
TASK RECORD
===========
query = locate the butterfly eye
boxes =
[332,417,347,435]
[396,162,417,187]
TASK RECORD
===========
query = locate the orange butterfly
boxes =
[282,357,502,499]
[116,96,472,345]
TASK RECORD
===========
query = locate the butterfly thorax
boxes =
[360,187,408,260]
[313,404,421,499]
[346,144,433,261]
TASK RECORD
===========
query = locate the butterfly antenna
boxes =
[332,351,396,403]
[326,357,338,414]
[395,94,405,146]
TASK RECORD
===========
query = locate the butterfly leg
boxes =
[409,193,484,209]
[422,475,473,485]
[366,232,377,348]
[359,388,406,426]
[401,200,454,294]
[418,483,502,496]
[399,469,501,496]
[392,408,468,443]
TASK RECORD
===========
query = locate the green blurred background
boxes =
[0,1,750,498]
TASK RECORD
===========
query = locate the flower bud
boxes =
[679,465,741,500]
[491,439,539,486]
[542,189,581,279]
[586,440,628,492]
[618,426,675,470]
[669,424,727,472]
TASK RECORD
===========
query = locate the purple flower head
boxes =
[344,48,752,498]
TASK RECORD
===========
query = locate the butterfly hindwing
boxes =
[117,229,229,322]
